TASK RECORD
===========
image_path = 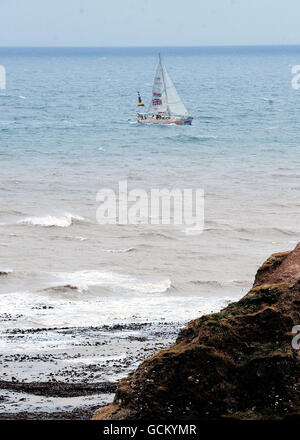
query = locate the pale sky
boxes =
[0,0,300,47]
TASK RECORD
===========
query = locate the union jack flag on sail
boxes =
[152,98,162,105]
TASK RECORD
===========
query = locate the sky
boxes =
[0,0,300,47]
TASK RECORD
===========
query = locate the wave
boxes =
[0,209,27,215]
[52,270,172,294]
[164,134,217,143]
[17,213,86,228]
[62,235,88,242]
[189,279,248,288]
[42,284,80,293]
[140,231,177,240]
[0,290,236,345]
[100,247,135,253]
[190,280,223,288]
[238,237,253,242]
[0,268,13,276]
[182,227,204,236]
[0,120,15,125]
[236,226,298,236]
[273,228,299,236]
[271,173,300,179]
[74,236,87,241]
[201,224,299,237]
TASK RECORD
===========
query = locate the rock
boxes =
[0,379,117,398]
[93,243,300,420]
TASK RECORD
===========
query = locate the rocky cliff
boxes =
[93,244,300,420]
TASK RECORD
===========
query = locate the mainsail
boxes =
[147,55,189,117]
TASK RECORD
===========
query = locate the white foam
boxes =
[17,213,85,228]
[66,354,126,365]
[0,288,235,337]
[182,227,204,236]
[100,247,135,253]
[54,270,171,294]
[0,267,13,273]
[0,389,114,413]
[74,236,88,241]
[125,278,171,294]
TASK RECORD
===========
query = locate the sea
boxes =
[0,46,300,414]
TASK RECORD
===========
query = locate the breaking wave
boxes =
[100,247,135,253]
[0,268,13,276]
[52,270,172,294]
[182,227,204,236]
[17,213,86,228]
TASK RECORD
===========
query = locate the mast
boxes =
[159,54,170,116]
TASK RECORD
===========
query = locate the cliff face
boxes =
[93,244,300,420]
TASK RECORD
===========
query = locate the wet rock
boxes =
[0,380,117,397]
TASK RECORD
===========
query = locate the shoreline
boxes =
[0,407,100,420]
[0,320,181,419]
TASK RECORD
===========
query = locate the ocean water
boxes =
[0,46,300,410]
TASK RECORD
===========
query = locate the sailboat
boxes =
[137,54,193,125]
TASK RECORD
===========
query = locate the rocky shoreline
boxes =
[0,380,117,397]
[0,320,181,419]
[4,245,300,420]
[94,244,300,420]
[0,407,100,420]
[0,380,117,420]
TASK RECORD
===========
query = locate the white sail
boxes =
[163,67,189,117]
[147,55,189,117]
[147,59,168,114]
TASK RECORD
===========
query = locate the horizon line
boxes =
[1,43,300,49]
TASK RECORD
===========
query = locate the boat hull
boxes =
[137,115,193,125]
